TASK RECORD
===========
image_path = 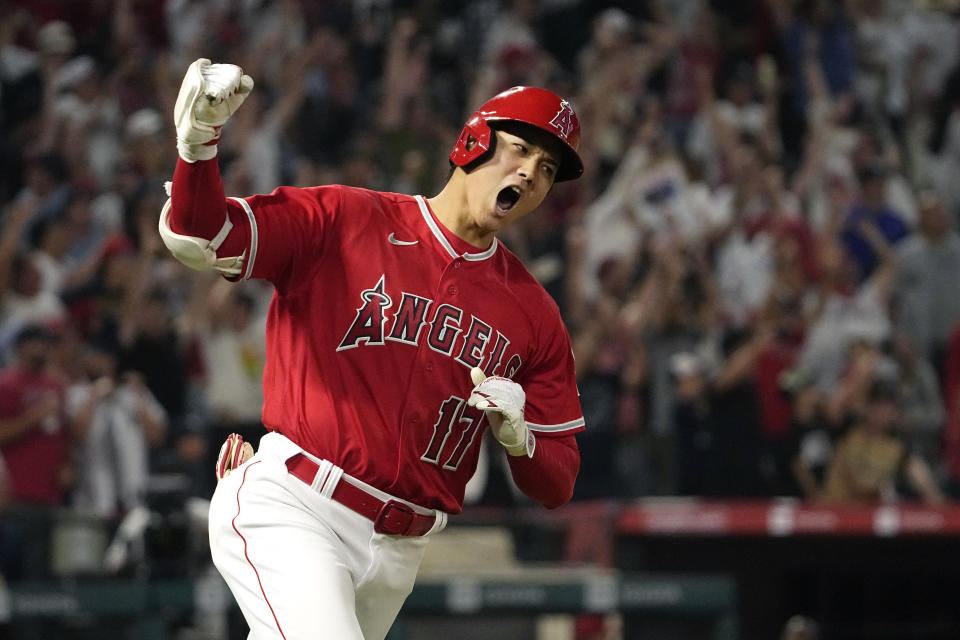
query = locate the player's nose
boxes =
[516,156,538,183]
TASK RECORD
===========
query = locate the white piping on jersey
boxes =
[526,417,586,433]
[230,197,258,280]
[415,195,498,261]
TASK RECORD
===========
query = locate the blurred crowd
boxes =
[4,0,960,580]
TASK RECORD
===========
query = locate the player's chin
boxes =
[487,209,520,231]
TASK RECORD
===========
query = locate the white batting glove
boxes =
[174,58,254,163]
[468,367,535,458]
[215,433,255,480]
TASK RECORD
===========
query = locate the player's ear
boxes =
[465,135,477,152]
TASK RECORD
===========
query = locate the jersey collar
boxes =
[415,195,498,262]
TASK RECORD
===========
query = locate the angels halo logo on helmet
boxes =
[449,86,583,182]
[549,101,576,141]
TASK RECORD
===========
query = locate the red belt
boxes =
[285,453,435,537]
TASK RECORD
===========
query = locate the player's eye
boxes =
[541,164,555,177]
[514,143,528,154]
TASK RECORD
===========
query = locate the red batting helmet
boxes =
[449,86,583,182]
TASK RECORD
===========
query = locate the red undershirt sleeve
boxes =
[506,433,580,509]
[169,158,250,260]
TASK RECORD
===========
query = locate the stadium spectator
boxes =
[821,377,944,503]
[67,338,166,519]
[793,228,894,396]
[185,276,268,494]
[670,351,719,496]
[711,138,778,327]
[938,322,960,497]
[0,198,67,361]
[840,161,910,282]
[889,333,945,472]
[0,324,70,506]
[892,191,960,372]
[784,371,833,499]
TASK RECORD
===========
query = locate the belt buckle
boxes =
[374,500,415,536]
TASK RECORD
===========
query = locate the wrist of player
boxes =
[490,413,535,457]
[177,139,219,163]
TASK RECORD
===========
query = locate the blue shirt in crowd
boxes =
[841,205,910,282]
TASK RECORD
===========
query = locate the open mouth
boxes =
[496,186,521,213]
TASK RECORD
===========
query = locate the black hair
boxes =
[867,378,900,403]
[857,160,888,185]
[493,120,565,165]
[31,151,69,183]
[14,324,54,348]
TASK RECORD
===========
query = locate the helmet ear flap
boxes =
[449,114,495,170]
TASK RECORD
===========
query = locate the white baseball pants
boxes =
[208,432,447,639]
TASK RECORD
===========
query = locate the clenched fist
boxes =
[467,367,534,458]
[174,58,254,162]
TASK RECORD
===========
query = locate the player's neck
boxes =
[427,175,495,250]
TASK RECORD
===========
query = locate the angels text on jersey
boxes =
[336,275,522,379]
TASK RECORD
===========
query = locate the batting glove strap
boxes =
[503,430,536,458]
[467,368,535,458]
[174,58,254,163]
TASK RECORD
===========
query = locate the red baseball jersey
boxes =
[223,185,584,512]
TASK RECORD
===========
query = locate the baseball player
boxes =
[161,59,585,639]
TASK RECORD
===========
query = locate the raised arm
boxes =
[159,59,254,275]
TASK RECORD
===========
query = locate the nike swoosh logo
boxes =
[388,233,419,246]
